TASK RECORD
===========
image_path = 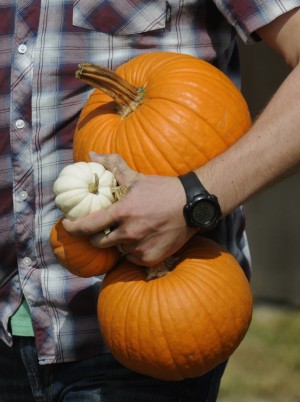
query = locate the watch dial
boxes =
[192,201,216,225]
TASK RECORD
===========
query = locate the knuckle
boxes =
[112,202,130,223]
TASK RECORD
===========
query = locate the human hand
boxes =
[62,152,196,266]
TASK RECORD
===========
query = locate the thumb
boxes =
[89,152,139,186]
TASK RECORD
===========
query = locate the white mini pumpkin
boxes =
[53,162,117,220]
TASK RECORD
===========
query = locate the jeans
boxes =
[0,337,227,402]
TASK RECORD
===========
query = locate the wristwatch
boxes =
[178,171,221,231]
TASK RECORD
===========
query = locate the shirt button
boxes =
[23,257,32,267]
[16,119,25,129]
[18,44,27,54]
[19,191,28,201]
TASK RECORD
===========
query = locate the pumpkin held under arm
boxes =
[63,51,251,266]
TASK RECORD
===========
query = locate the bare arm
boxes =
[63,8,300,266]
[196,8,300,216]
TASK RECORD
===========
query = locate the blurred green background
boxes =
[218,39,300,401]
[219,303,300,401]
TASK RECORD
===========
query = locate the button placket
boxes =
[11,7,37,271]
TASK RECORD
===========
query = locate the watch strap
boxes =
[178,171,209,202]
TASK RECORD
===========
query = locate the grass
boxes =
[218,303,300,402]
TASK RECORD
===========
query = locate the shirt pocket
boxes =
[73,0,168,35]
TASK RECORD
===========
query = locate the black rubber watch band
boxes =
[178,171,209,202]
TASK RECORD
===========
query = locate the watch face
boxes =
[192,200,216,226]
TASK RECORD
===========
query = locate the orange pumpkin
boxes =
[98,236,253,381]
[73,51,251,175]
[50,218,119,277]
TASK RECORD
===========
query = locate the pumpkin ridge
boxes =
[112,108,168,174]
[154,278,191,377]
[139,62,244,113]
[166,101,230,159]
[129,106,181,174]
[123,279,145,364]
[189,78,251,136]
[195,256,252,312]
[75,113,119,162]
[118,53,186,85]
[174,255,250,315]
[143,279,174,373]
[100,278,133,360]
[106,270,151,364]
[123,273,177,373]
[91,120,120,156]
[157,270,209,377]
[133,101,209,174]
[116,268,178,372]
[182,254,249,306]
[153,70,251,146]
[210,264,253,339]
[174,258,252,350]
[117,117,144,171]
[170,265,229,367]
[125,54,202,84]
[187,92,245,148]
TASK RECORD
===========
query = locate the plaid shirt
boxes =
[0,0,299,364]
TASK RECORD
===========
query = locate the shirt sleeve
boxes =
[213,0,300,44]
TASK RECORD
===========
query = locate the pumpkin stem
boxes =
[75,63,145,118]
[146,256,179,281]
[88,173,99,194]
[111,185,128,201]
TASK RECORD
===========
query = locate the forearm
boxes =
[195,61,300,216]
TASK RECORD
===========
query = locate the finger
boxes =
[89,152,138,186]
[89,230,121,248]
[62,205,118,236]
[88,232,114,248]
[90,226,133,250]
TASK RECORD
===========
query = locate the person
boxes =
[0,1,299,401]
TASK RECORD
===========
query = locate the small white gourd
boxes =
[53,162,118,220]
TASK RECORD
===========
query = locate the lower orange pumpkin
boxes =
[98,236,253,381]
